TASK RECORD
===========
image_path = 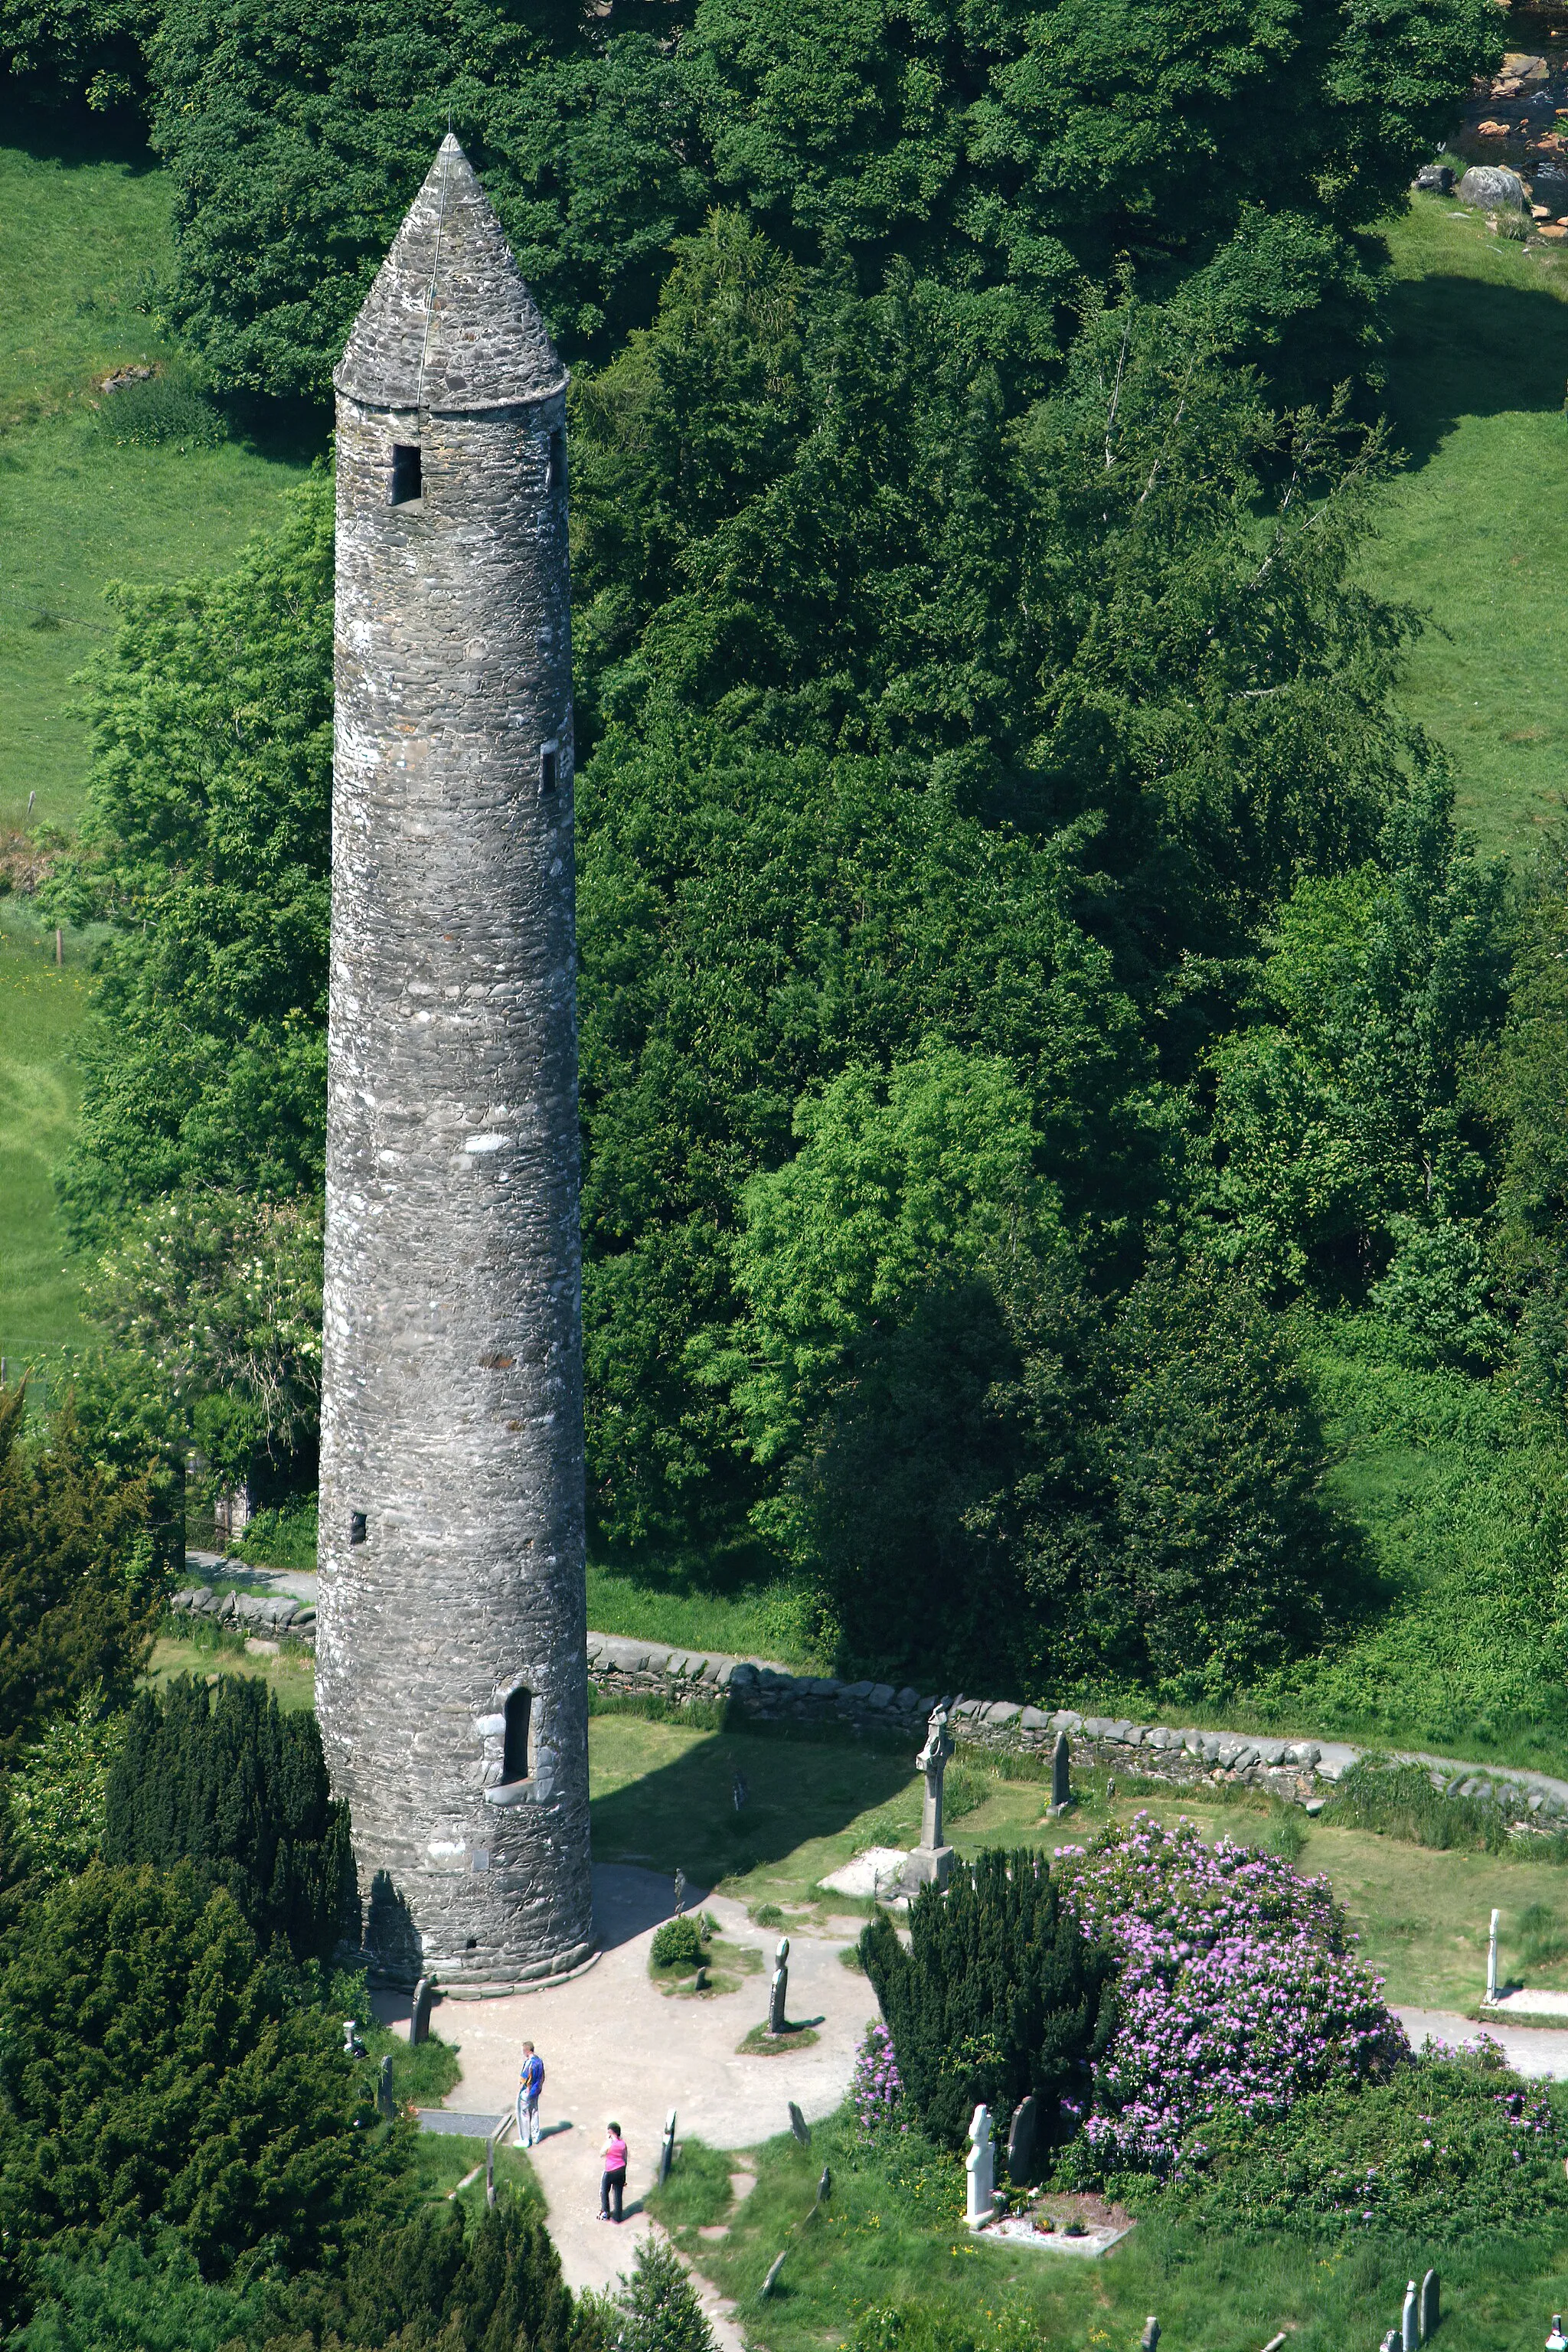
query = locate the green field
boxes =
[0,902,91,1366]
[1368,196,1568,856]
[0,109,315,1357]
[0,108,315,838]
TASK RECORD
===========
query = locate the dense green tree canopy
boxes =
[142,0,1497,399]
[0,1867,397,2331]
[0,1390,159,1772]
[45,475,332,1236]
[104,1677,352,1962]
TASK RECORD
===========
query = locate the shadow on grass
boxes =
[1382,270,1568,468]
[3,93,159,174]
[590,1723,916,1886]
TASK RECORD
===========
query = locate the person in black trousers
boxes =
[599,2121,628,2221]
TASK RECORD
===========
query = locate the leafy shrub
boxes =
[0,1866,400,2333]
[1060,1815,1406,2174]
[1255,1811,1308,1866]
[650,1915,707,1969]
[94,372,225,448]
[861,1848,1117,2151]
[941,1763,986,1822]
[0,1390,161,1770]
[852,2021,905,2135]
[614,2236,714,2352]
[12,2232,286,2352]
[5,1696,126,1882]
[1319,1758,1522,1854]
[103,1674,353,1961]
[1160,2043,1568,2240]
[233,1491,318,1570]
[291,2193,593,2350]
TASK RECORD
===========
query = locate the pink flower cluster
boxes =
[1057,1814,1409,2173]
[853,2020,906,2135]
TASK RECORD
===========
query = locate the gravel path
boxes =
[380,1865,875,2344]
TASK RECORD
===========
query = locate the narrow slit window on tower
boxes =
[539,742,559,796]
[502,1687,532,1784]
[389,443,422,506]
[349,1510,368,1547]
[546,428,564,492]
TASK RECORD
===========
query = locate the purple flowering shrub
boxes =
[1161,2039,1568,2239]
[1057,1814,1407,2172]
[853,2022,906,2135]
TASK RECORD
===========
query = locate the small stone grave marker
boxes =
[410,1977,432,2047]
[789,2101,811,2145]
[1007,2095,1038,2181]
[1050,1730,1071,1815]
[1419,2269,1439,2342]
[769,1938,789,2034]
[965,2105,994,2229]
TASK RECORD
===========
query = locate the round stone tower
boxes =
[316,134,593,1989]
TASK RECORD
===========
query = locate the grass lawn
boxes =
[658,2122,1568,2352]
[0,106,318,841]
[1367,195,1568,858]
[586,1555,823,1669]
[145,1627,318,1713]
[0,900,91,1364]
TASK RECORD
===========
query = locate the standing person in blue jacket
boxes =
[516,2041,544,2147]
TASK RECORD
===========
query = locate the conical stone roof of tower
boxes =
[335,135,566,412]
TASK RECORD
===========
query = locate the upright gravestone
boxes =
[675,1868,688,1918]
[1402,2280,1418,2352]
[965,2105,994,2229]
[1050,1729,1072,1815]
[769,1937,790,2034]
[1419,2270,1439,2343]
[904,1704,956,1890]
[410,1976,432,2047]
[658,2109,677,2184]
[377,2053,397,2122]
[1139,2323,1159,2352]
[789,2101,811,2146]
[1486,1908,1500,2001]
[1006,2096,1039,2183]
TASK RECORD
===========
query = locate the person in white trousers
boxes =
[516,2042,544,2147]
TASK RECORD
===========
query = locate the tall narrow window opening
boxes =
[546,429,564,492]
[349,1510,368,1547]
[539,743,559,796]
[503,1687,532,1783]
[389,444,422,506]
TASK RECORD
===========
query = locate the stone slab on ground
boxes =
[818,1847,909,1899]
[1397,2007,1568,2079]
[390,1864,874,2345]
[978,2214,1132,2258]
[1484,1988,1568,2020]
[416,2109,511,2136]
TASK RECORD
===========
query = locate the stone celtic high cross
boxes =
[316,136,593,1989]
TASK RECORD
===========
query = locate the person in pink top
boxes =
[599,2121,628,2221]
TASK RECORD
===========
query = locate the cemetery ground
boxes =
[341,1691,1568,2349]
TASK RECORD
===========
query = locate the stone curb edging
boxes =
[169,1583,316,1646]
[585,1632,1568,1831]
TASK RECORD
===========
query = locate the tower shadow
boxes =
[1380,271,1568,469]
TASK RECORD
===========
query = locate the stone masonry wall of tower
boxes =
[317,136,594,1989]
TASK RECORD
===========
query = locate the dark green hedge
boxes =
[103,1674,353,1962]
[860,1847,1117,2154]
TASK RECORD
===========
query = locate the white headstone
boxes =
[1402,2279,1418,2352]
[965,2104,995,2228]
[1488,1906,1501,2001]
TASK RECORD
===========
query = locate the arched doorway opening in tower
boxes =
[503,1687,532,1785]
